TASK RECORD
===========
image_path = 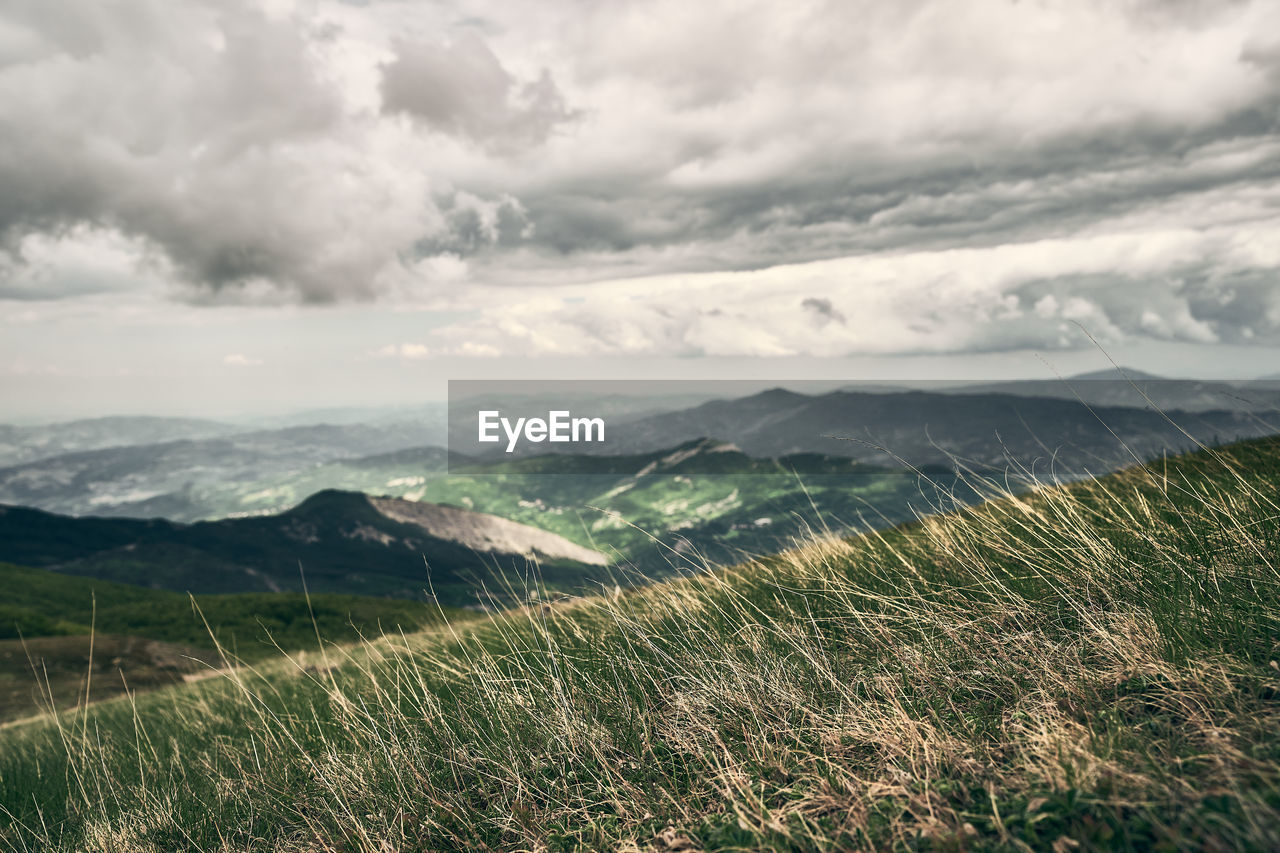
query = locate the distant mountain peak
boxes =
[752,387,807,401]
[1066,367,1167,381]
[291,488,368,509]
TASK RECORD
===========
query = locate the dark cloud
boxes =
[413,191,531,256]
[0,0,538,303]
[802,297,845,324]
[491,110,1280,283]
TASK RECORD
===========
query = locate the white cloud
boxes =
[372,340,500,360]
[223,353,263,366]
[372,342,433,359]
[0,227,164,300]
[424,222,1280,357]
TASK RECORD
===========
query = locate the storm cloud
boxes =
[0,0,537,302]
[2,0,1280,355]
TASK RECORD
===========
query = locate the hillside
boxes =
[337,440,967,571]
[444,440,972,568]
[0,492,609,604]
[0,562,470,653]
[1,436,1277,850]
[0,634,223,727]
[0,562,478,722]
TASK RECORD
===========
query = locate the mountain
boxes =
[1064,368,1165,380]
[0,440,960,585]
[131,438,962,572]
[0,492,608,605]
[364,495,606,567]
[570,388,1276,470]
[8,385,1276,526]
[239,403,447,431]
[947,368,1280,414]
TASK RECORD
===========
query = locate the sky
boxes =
[2,0,1280,420]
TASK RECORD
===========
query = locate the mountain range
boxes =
[511,387,1276,470]
[4,375,1277,527]
[946,370,1280,413]
[0,416,241,468]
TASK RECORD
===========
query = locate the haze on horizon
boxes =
[2,0,1280,420]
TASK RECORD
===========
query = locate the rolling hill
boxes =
[0,415,241,467]
[6,384,1276,525]
[0,421,445,518]
[187,439,969,572]
[0,492,608,605]
[0,441,961,588]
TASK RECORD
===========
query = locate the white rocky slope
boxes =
[367,496,608,566]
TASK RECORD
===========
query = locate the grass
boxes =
[0,635,224,727]
[0,562,474,661]
[1,435,1278,850]
[0,564,477,722]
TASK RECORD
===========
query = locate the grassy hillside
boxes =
[0,563,476,722]
[0,562,470,654]
[0,635,224,726]
[1,437,1278,850]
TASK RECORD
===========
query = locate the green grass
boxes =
[0,562,472,660]
[1,436,1279,850]
[0,564,477,722]
[0,635,225,727]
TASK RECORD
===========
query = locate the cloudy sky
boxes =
[2,0,1280,418]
